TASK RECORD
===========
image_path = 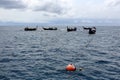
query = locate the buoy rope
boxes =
[84,34,95,48]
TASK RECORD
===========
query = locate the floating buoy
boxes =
[66,64,76,71]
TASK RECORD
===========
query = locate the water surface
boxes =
[0,26,120,80]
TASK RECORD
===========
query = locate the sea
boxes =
[0,26,120,80]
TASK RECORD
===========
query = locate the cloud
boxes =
[105,0,120,6]
[0,0,27,9]
[0,0,72,15]
[33,1,64,15]
[22,0,73,15]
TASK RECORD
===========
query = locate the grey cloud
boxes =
[0,0,71,15]
[0,0,26,9]
[114,1,120,6]
[33,1,68,15]
[107,0,120,7]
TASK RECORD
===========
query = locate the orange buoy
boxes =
[66,64,76,71]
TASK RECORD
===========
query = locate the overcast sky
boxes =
[0,0,120,23]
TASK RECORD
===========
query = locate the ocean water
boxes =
[0,26,120,80]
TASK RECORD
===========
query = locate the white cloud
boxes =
[70,0,120,19]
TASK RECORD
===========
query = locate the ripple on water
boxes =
[0,58,11,63]
[0,75,10,80]
[20,50,34,54]
[95,60,111,64]
[35,49,45,53]
[31,45,39,48]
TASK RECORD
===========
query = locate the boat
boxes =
[24,26,37,31]
[42,27,57,30]
[89,27,96,34]
[67,27,77,32]
[83,27,96,34]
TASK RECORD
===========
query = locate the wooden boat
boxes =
[24,26,37,31]
[89,28,96,34]
[67,27,77,32]
[42,27,57,30]
[83,27,96,34]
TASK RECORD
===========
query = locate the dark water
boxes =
[0,26,120,80]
